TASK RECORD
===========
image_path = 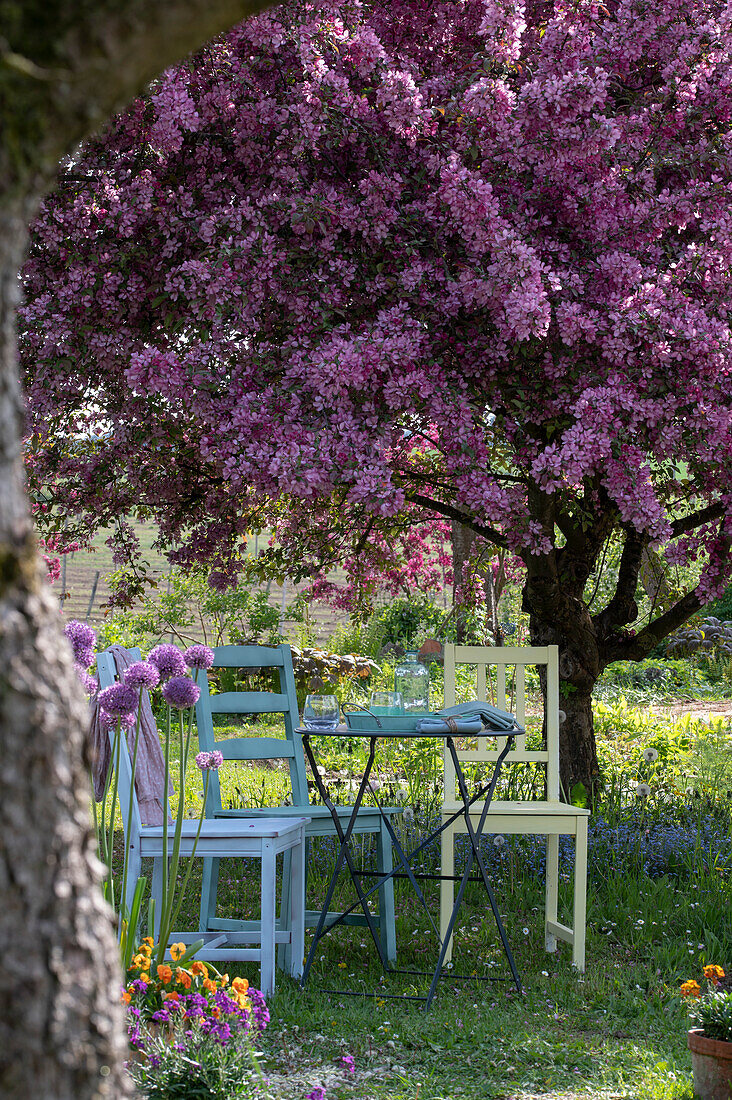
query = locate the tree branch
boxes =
[2,0,278,195]
[404,491,509,549]
[593,525,646,636]
[670,502,726,538]
[607,536,732,662]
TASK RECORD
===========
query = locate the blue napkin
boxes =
[415,715,484,735]
[423,701,521,733]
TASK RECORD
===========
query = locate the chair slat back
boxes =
[95,647,144,839]
[443,644,560,802]
[195,644,308,810]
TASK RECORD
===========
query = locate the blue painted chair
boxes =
[195,644,401,963]
[95,647,309,995]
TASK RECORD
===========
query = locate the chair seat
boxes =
[442,799,590,817]
[143,817,310,838]
[211,805,403,833]
[139,816,310,859]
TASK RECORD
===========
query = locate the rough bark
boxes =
[0,1,276,1095]
[528,603,602,804]
[451,522,505,644]
[452,520,477,643]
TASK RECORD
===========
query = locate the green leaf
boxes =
[570,782,588,808]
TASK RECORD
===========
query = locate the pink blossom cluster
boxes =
[20,0,732,621]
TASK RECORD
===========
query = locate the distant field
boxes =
[56,524,347,643]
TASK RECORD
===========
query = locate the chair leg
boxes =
[288,829,306,979]
[278,848,292,972]
[572,819,588,971]
[199,856,220,932]
[124,842,142,916]
[151,858,164,942]
[545,833,559,953]
[439,817,455,964]
[260,841,276,997]
[376,818,396,965]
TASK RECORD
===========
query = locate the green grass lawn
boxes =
[101,707,732,1100]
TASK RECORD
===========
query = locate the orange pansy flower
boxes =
[175,968,192,989]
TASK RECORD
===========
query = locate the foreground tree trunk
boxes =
[0,2,276,1094]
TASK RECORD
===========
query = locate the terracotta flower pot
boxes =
[688,1029,732,1100]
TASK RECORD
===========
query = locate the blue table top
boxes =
[297,724,522,739]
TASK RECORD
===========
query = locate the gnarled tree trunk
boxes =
[0,2,276,1094]
[528,604,602,804]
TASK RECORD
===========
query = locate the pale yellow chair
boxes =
[439,644,588,970]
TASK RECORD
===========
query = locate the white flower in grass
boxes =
[643,747,659,763]
[403,807,415,824]
[492,834,506,847]
[636,783,652,798]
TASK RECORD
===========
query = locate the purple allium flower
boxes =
[341,1054,355,1075]
[74,663,98,696]
[123,660,160,690]
[196,750,224,771]
[184,644,215,670]
[148,643,187,681]
[162,675,200,709]
[100,710,136,731]
[64,620,97,666]
[98,681,139,715]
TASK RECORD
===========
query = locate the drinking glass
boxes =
[369,691,403,716]
[303,694,340,731]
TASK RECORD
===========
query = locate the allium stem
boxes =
[157,705,172,968]
[119,697,144,940]
[166,771,211,937]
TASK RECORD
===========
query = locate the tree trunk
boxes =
[451,522,504,644]
[1,3,282,1092]
[528,605,602,806]
[452,520,476,643]
[0,209,131,1096]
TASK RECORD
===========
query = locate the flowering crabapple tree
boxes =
[0,1,279,1096]
[22,0,732,801]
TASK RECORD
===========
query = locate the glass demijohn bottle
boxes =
[394,650,430,713]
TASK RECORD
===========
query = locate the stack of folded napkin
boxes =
[415,701,522,735]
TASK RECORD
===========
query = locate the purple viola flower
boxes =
[123,660,160,690]
[98,681,139,715]
[196,750,224,771]
[64,620,97,666]
[148,643,187,681]
[184,644,215,670]
[305,1087,327,1100]
[341,1054,355,1075]
[162,675,200,709]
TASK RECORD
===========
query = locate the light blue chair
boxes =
[95,647,309,994]
[195,644,401,963]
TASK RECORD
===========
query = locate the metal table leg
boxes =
[300,734,388,985]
